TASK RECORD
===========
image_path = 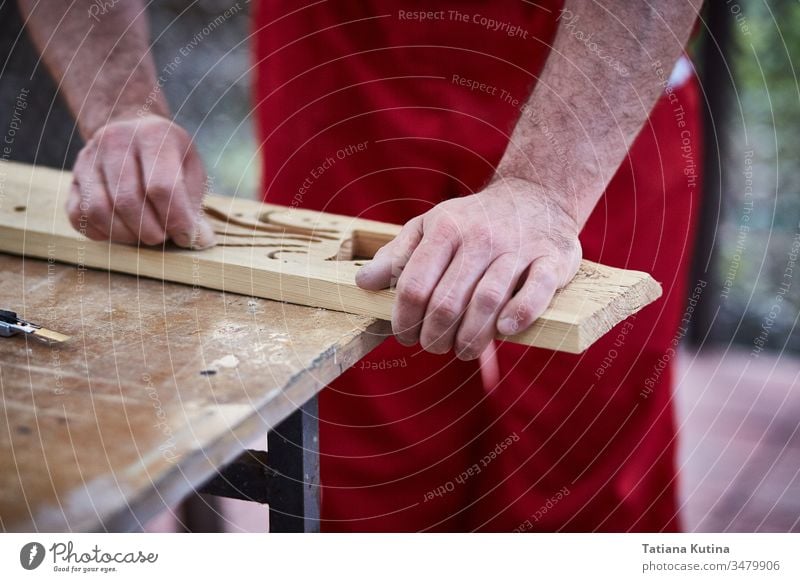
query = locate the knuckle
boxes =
[97,128,131,151]
[474,285,505,311]
[146,178,177,201]
[429,299,461,326]
[389,247,411,269]
[396,276,429,307]
[534,267,559,290]
[111,193,140,215]
[470,225,492,246]
[548,231,580,255]
[145,119,188,147]
[429,216,461,242]
[85,203,107,226]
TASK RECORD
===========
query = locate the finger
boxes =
[96,165,139,243]
[183,145,217,245]
[454,253,526,360]
[184,152,216,249]
[101,148,166,246]
[68,165,137,244]
[418,247,489,355]
[391,219,459,346]
[183,146,209,204]
[67,148,97,236]
[355,216,422,291]
[496,257,560,337]
[140,146,214,249]
[66,180,106,241]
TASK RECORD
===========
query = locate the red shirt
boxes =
[252,1,701,531]
[253,1,560,220]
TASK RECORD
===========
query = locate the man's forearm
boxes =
[496,0,702,226]
[19,0,215,250]
[18,0,167,139]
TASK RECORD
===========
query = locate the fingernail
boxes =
[456,349,477,361]
[356,263,384,290]
[354,263,371,283]
[394,334,415,347]
[190,220,217,250]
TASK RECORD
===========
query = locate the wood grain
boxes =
[0,162,661,353]
[0,253,388,532]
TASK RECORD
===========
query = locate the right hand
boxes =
[67,114,217,249]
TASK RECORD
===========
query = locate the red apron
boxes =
[252,1,702,531]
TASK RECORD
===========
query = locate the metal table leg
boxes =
[266,396,320,532]
[267,396,320,532]
[198,395,321,532]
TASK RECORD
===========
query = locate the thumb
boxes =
[188,216,217,249]
[355,217,423,290]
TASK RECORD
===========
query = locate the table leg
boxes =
[266,396,321,533]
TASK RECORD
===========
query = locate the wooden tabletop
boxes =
[0,253,388,532]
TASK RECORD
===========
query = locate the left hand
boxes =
[355,179,583,360]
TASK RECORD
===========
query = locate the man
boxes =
[20,0,703,531]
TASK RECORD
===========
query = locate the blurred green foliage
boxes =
[714,0,800,352]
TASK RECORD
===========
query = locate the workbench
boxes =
[0,253,388,532]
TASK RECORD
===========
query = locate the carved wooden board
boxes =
[0,162,661,353]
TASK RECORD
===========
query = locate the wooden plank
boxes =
[0,253,388,532]
[0,161,661,353]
